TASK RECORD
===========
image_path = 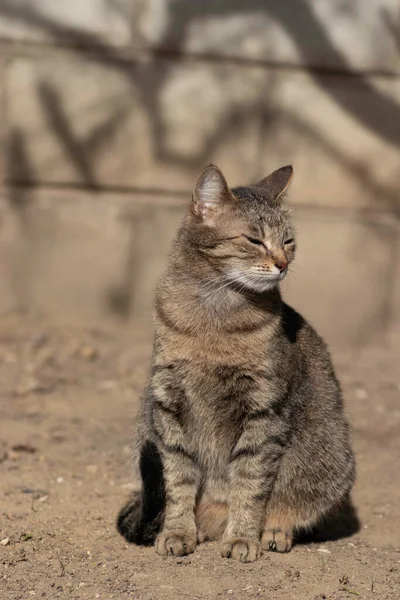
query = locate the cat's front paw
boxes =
[155,530,197,557]
[220,537,261,563]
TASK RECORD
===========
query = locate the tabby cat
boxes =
[117,165,355,562]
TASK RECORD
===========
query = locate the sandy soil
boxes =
[1,313,399,600]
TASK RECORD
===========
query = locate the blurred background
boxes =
[0,0,399,347]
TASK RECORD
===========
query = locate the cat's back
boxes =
[280,301,330,358]
[280,301,344,416]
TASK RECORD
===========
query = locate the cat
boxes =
[117,164,355,563]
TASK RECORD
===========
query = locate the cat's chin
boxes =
[229,270,286,293]
[245,279,280,293]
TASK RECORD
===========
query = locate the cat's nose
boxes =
[275,260,288,273]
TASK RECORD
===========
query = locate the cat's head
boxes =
[184,164,296,293]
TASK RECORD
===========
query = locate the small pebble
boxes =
[99,380,117,391]
[80,345,97,360]
[56,477,64,484]
[86,465,99,474]
[121,483,135,490]
[1,537,10,546]
[7,450,20,461]
[21,487,48,499]
[12,444,36,454]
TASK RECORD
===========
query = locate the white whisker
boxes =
[201,279,234,306]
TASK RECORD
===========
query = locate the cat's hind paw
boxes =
[261,529,292,553]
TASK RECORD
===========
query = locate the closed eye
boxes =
[243,235,263,246]
[284,238,294,245]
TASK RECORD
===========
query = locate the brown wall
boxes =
[0,1,399,347]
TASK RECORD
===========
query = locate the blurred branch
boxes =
[1,0,399,212]
[381,8,400,54]
[1,0,400,149]
[37,81,129,187]
[280,110,400,218]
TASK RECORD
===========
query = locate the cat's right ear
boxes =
[192,164,231,225]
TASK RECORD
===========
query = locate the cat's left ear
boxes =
[256,165,293,201]
[192,164,232,224]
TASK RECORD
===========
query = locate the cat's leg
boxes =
[261,424,355,553]
[155,449,200,556]
[151,398,201,557]
[196,478,229,542]
[221,415,286,563]
[261,505,297,553]
[261,464,335,553]
[196,502,228,542]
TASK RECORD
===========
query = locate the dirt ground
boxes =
[1,313,399,600]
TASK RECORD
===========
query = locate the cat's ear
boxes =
[256,165,293,201]
[192,164,232,223]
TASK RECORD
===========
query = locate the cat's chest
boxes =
[174,363,273,468]
[152,354,283,469]
[182,392,241,473]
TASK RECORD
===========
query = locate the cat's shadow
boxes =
[295,496,360,545]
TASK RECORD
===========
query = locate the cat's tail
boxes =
[116,441,165,545]
[117,491,164,545]
[117,492,143,542]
